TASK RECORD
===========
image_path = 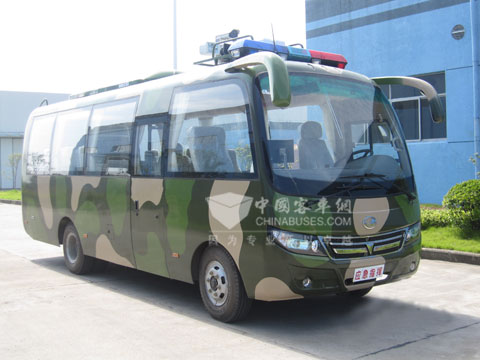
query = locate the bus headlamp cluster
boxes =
[406,222,421,244]
[269,228,327,256]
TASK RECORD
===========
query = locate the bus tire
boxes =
[199,246,252,323]
[63,223,95,275]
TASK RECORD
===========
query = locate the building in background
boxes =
[306,0,478,204]
[0,91,68,189]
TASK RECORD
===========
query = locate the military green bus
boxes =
[22,37,444,322]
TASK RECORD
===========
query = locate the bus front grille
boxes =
[322,229,406,259]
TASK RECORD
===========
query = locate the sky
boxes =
[0,0,305,95]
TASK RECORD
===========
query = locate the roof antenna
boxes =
[271,23,278,54]
[39,98,48,107]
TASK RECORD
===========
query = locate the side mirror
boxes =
[225,52,291,108]
[372,76,445,123]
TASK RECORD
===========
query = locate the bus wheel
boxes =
[63,224,95,275]
[199,246,252,322]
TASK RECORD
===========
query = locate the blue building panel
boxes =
[409,141,474,203]
[307,2,472,76]
[306,0,477,204]
[446,67,474,142]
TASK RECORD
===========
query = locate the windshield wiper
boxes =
[339,172,416,201]
[338,172,387,180]
[317,181,380,199]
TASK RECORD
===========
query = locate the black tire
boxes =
[199,246,252,322]
[63,223,95,275]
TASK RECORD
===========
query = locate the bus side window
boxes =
[134,122,163,177]
[86,98,137,176]
[26,114,56,175]
[50,107,91,175]
[167,80,255,178]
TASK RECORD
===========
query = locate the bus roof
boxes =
[29,54,372,119]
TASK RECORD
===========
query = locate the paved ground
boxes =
[1,203,479,360]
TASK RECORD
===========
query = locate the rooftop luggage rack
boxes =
[69,70,181,100]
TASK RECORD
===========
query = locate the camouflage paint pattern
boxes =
[24,175,136,267]
[22,167,421,301]
[207,181,251,267]
[22,59,422,302]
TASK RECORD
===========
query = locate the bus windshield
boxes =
[258,73,415,198]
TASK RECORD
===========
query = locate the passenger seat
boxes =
[298,121,334,169]
[186,126,234,173]
[144,150,160,175]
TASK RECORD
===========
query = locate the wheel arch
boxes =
[57,217,73,245]
[191,241,209,283]
[191,242,249,292]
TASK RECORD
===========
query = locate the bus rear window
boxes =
[26,114,56,175]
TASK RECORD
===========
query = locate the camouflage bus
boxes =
[22,37,444,322]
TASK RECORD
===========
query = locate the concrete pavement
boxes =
[1,203,479,359]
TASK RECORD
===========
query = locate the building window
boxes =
[380,72,446,141]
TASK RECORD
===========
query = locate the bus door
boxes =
[130,115,171,277]
[78,98,137,268]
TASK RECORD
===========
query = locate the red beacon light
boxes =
[309,50,348,69]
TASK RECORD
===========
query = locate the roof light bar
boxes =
[287,46,311,62]
[228,39,347,68]
[229,39,282,59]
[309,50,348,69]
[196,32,347,69]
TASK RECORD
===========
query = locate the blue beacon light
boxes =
[286,46,311,62]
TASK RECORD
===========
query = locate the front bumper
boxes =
[253,237,421,300]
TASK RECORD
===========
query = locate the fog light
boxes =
[302,277,312,288]
[409,262,416,271]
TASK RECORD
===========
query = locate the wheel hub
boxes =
[65,233,79,264]
[209,277,219,291]
[204,260,228,306]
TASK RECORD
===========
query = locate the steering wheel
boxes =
[351,149,372,159]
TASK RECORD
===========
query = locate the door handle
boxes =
[134,200,139,216]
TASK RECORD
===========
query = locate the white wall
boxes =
[0,91,68,135]
[0,91,68,189]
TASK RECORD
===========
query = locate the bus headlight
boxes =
[406,222,421,244]
[269,227,327,256]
